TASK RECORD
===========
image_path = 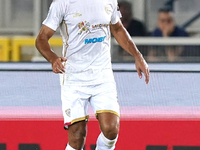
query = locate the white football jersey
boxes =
[43,0,121,85]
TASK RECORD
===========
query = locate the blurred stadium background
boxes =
[0,0,200,150]
[0,0,200,62]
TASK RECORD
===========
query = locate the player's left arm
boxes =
[110,21,150,84]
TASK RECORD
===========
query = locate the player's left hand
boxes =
[135,54,150,84]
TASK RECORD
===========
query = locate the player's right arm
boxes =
[35,0,67,74]
[35,25,66,74]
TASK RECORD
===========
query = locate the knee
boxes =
[101,121,119,140]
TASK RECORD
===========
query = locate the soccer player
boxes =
[35,0,150,150]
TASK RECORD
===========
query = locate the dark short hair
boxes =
[158,6,172,13]
[118,1,132,11]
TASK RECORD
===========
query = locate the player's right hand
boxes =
[52,57,67,74]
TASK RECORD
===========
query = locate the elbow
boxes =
[35,34,42,49]
[35,36,39,49]
[35,34,47,50]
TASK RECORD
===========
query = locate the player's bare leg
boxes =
[96,112,120,150]
[66,121,87,150]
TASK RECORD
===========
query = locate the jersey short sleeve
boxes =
[42,0,68,31]
[110,1,122,25]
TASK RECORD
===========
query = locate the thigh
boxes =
[61,85,90,129]
[90,82,120,117]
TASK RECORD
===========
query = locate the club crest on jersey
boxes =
[105,5,112,15]
[65,108,71,117]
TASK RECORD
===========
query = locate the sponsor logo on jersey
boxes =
[85,36,106,44]
[78,21,109,34]
[73,13,82,18]
[78,21,90,34]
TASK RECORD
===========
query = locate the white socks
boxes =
[65,144,83,150]
[96,132,118,150]
[65,133,118,150]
